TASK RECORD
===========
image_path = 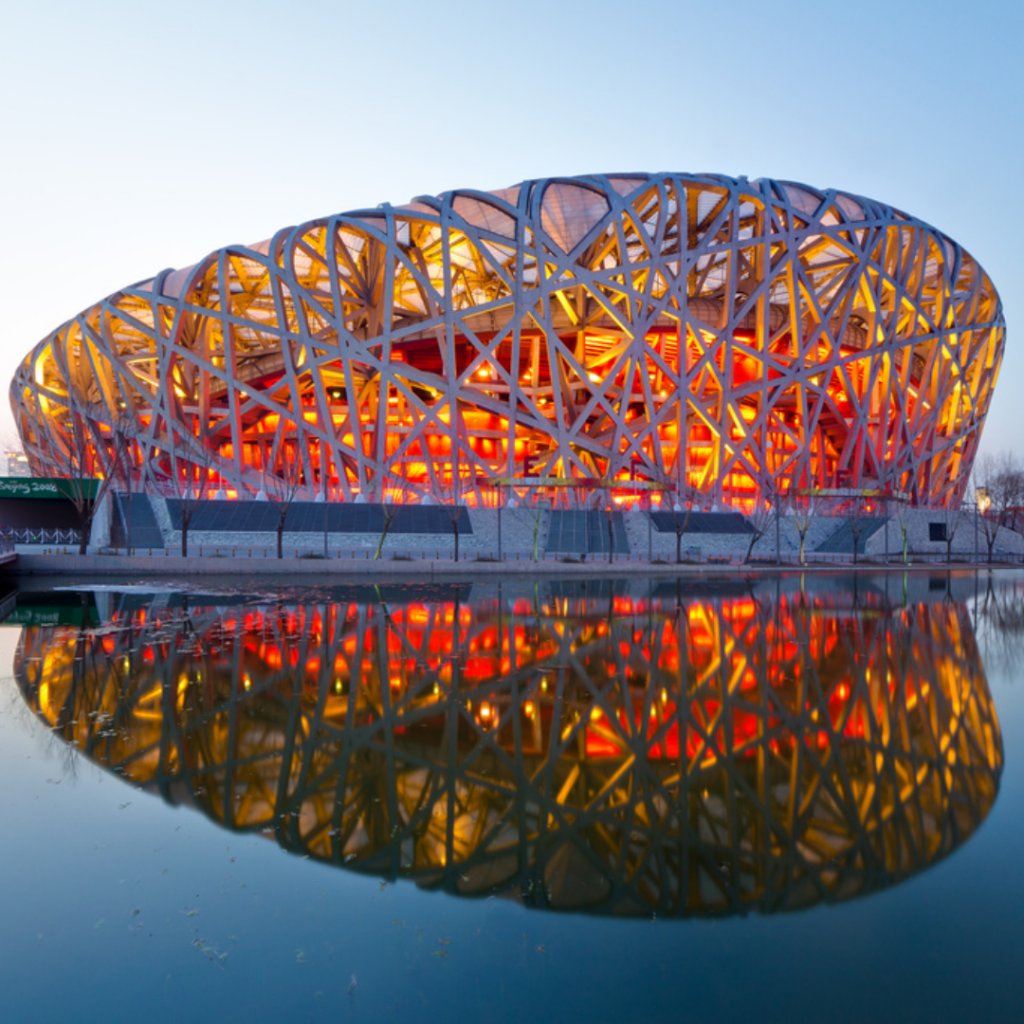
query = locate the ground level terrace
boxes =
[7,494,1023,566]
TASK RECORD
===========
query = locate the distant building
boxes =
[5,451,30,477]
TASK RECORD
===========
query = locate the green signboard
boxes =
[0,593,99,628]
[0,477,101,500]
[1,605,99,628]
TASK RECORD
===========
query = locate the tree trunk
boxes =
[277,520,284,559]
[676,530,682,564]
[78,520,89,555]
[181,514,189,558]
[607,512,613,564]
[744,532,757,564]
[799,533,806,565]
[453,514,460,562]
[375,507,393,560]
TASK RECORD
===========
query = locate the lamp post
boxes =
[322,466,328,559]
[775,497,781,565]
[497,483,503,561]
[885,495,889,565]
[647,490,653,562]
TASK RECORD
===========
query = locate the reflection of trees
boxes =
[974,575,1024,681]
[16,584,1003,919]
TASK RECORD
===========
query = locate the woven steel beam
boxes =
[10,174,1005,508]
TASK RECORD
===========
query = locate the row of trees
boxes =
[972,452,1024,561]
[33,410,307,558]
[25,402,1024,563]
[654,452,1024,565]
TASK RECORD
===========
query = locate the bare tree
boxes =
[432,483,466,562]
[892,499,912,564]
[791,498,816,566]
[42,403,112,554]
[846,496,870,566]
[372,475,409,561]
[665,479,699,564]
[374,496,400,561]
[937,499,970,562]
[973,453,1024,563]
[510,490,547,561]
[743,500,774,564]
[175,443,216,558]
[264,447,304,559]
[432,449,474,562]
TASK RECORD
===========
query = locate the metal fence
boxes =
[62,545,1024,566]
[2,528,79,546]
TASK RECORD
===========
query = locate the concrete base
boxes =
[86,497,1024,563]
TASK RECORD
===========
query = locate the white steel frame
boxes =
[10,174,1005,508]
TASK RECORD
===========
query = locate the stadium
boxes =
[10,172,1006,511]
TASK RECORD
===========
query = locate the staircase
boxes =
[111,493,166,549]
[547,510,630,555]
[816,517,888,555]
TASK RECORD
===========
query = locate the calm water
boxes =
[1,571,1023,1022]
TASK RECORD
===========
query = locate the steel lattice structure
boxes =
[10,174,1005,508]
[17,583,1002,917]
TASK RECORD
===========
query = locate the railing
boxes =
[3,526,1022,566]
[52,545,1024,566]
[1,528,78,546]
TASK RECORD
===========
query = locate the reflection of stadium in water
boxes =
[16,578,1003,918]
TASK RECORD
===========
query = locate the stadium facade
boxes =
[10,173,1006,509]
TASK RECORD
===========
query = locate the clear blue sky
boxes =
[1,0,1020,453]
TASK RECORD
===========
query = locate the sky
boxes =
[0,0,1020,454]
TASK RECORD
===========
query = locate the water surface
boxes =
[1,572,1022,1022]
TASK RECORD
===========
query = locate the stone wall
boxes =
[145,500,552,560]
[867,509,1024,559]
[88,495,1024,564]
[621,510,843,562]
